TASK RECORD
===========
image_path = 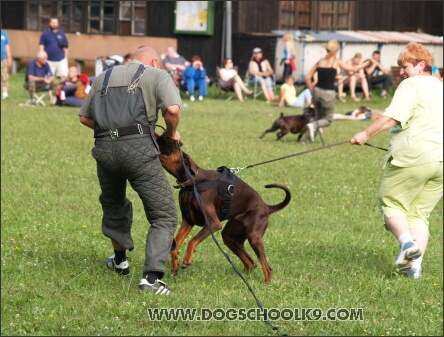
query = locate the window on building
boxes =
[25,1,53,31]
[119,1,146,35]
[59,1,84,33]
[24,0,148,35]
[277,1,353,31]
[88,0,115,34]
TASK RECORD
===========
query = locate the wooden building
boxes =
[1,1,442,78]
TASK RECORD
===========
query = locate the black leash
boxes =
[230,141,387,173]
[178,150,287,337]
[364,142,388,151]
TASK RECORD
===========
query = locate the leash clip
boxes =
[229,166,245,174]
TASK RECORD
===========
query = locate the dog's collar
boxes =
[173,179,191,189]
[173,169,199,189]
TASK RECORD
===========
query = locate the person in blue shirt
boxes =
[24,51,57,105]
[1,22,12,99]
[183,55,208,102]
[39,17,69,82]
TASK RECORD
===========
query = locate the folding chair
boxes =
[26,92,47,106]
[215,66,236,101]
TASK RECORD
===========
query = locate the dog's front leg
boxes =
[276,131,285,140]
[171,220,194,276]
[182,221,222,269]
[297,126,307,142]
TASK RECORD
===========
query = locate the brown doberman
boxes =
[156,136,291,283]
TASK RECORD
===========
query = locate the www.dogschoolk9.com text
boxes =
[147,308,364,322]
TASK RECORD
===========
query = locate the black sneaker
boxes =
[139,278,172,295]
[106,254,130,276]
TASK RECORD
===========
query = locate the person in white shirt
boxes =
[219,58,252,102]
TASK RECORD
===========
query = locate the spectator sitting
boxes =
[162,46,190,88]
[57,65,90,107]
[337,53,371,102]
[219,58,253,102]
[183,55,208,102]
[278,75,312,108]
[248,47,277,103]
[24,50,57,105]
[364,50,391,98]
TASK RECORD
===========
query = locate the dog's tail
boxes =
[264,184,291,215]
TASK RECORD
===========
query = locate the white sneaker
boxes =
[407,267,422,279]
[106,254,130,276]
[1,92,8,99]
[198,95,203,101]
[395,241,422,270]
[139,278,172,294]
[190,95,195,102]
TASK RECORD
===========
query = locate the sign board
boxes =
[174,1,214,36]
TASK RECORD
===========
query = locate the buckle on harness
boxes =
[137,124,144,134]
[109,129,119,139]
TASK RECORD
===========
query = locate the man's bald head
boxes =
[132,47,161,68]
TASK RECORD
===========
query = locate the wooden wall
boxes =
[354,2,442,36]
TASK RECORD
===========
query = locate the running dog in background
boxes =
[259,107,314,142]
[155,135,291,283]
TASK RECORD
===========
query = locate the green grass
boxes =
[1,74,442,336]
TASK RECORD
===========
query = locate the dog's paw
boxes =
[181,261,192,269]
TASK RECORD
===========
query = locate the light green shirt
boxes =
[382,75,443,168]
[281,82,297,106]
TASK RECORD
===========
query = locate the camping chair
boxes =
[26,92,47,106]
[243,69,276,100]
[215,66,236,101]
[23,80,52,106]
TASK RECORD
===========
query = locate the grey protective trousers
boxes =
[312,86,336,129]
[92,134,177,277]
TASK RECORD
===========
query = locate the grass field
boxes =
[1,74,442,336]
